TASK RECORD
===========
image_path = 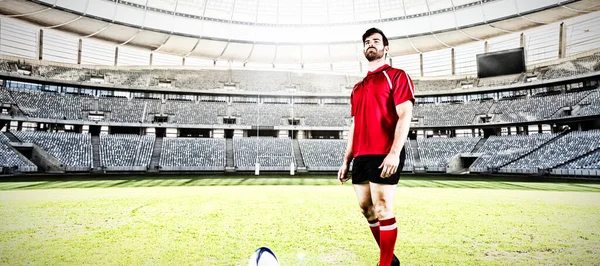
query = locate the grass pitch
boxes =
[0,176,599,265]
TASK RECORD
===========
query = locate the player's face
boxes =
[363,33,388,62]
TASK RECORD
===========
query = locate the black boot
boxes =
[377,255,400,266]
[391,254,400,266]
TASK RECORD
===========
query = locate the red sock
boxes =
[368,219,380,246]
[379,217,397,266]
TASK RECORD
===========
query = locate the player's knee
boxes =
[358,204,375,218]
[373,202,393,219]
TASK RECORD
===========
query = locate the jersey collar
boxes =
[367,64,390,75]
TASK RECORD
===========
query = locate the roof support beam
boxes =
[185,0,209,57]
[425,0,451,48]
[402,0,422,53]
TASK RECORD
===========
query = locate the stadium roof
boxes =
[1,0,599,64]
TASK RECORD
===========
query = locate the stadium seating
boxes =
[0,133,9,143]
[233,137,294,170]
[36,65,88,82]
[293,104,350,127]
[477,73,524,87]
[98,97,158,123]
[10,90,95,120]
[165,100,227,125]
[298,138,414,171]
[413,101,493,126]
[575,89,600,117]
[559,149,600,169]
[491,90,594,123]
[99,134,154,170]
[503,130,600,173]
[0,142,37,172]
[417,137,480,172]
[0,133,37,172]
[159,137,226,171]
[0,87,14,104]
[172,72,225,90]
[1,84,599,128]
[403,140,415,171]
[13,131,92,170]
[290,73,347,93]
[3,128,600,176]
[413,79,458,92]
[298,139,346,171]
[151,69,228,90]
[232,70,289,91]
[231,103,291,126]
[99,70,151,88]
[0,60,12,73]
[541,53,600,80]
[470,133,557,172]
[1,53,599,96]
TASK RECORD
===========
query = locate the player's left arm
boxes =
[380,70,415,178]
[379,101,413,177]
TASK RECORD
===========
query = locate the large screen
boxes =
[476,47,526,78]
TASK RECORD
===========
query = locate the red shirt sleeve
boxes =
[350,84,359,117]
[392,70,416,106]
[350,92,355,117]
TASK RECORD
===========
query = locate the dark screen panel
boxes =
[476,47,526,78]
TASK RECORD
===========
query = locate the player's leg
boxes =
[369,150,405,266]
[370,183,398,266]
[353,183,380,246]
[352,156,381,246]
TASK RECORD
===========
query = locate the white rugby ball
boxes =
[248,247,279,266]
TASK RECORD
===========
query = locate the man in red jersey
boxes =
[338,28,415,266]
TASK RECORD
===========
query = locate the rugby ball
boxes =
[248,247,279,266]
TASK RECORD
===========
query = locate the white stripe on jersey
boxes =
[404,71,415,99]
[382,70,393,91]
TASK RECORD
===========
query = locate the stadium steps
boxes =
[292,139,307,172]
[91,135,101,171]
[410,140,426,173]
[497,130,571,170]
[3,131,21,142]
[571,88,598,116]
[226,138,235,172]
[552,147,600,170]
[548,89,594,118]
[148,136,163,172]
[550,107,572,118]
[471,138,488,153]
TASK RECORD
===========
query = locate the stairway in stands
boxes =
[3,131,21,142]
[91,135,101,171]
[553,147,600,169]
[498,130,570,169]
[410,140,425,173]
[471,138,488,153]
[226,138,235,172]
[292,139,307,172]
[148,136,163,172]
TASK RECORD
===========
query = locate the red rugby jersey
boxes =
[350,64,415,157]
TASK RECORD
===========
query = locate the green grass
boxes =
[0,175,599,265]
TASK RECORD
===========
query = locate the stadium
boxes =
[0,0,599,265]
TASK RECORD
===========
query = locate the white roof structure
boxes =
[0,0,599,64]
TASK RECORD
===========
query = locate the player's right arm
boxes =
[337,120,354,184]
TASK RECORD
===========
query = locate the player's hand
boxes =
[337,162,350,184]
[379,153,399,178]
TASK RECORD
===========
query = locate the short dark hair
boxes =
[362,28,389,46]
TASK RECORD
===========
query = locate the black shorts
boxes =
[351,150,406,185]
